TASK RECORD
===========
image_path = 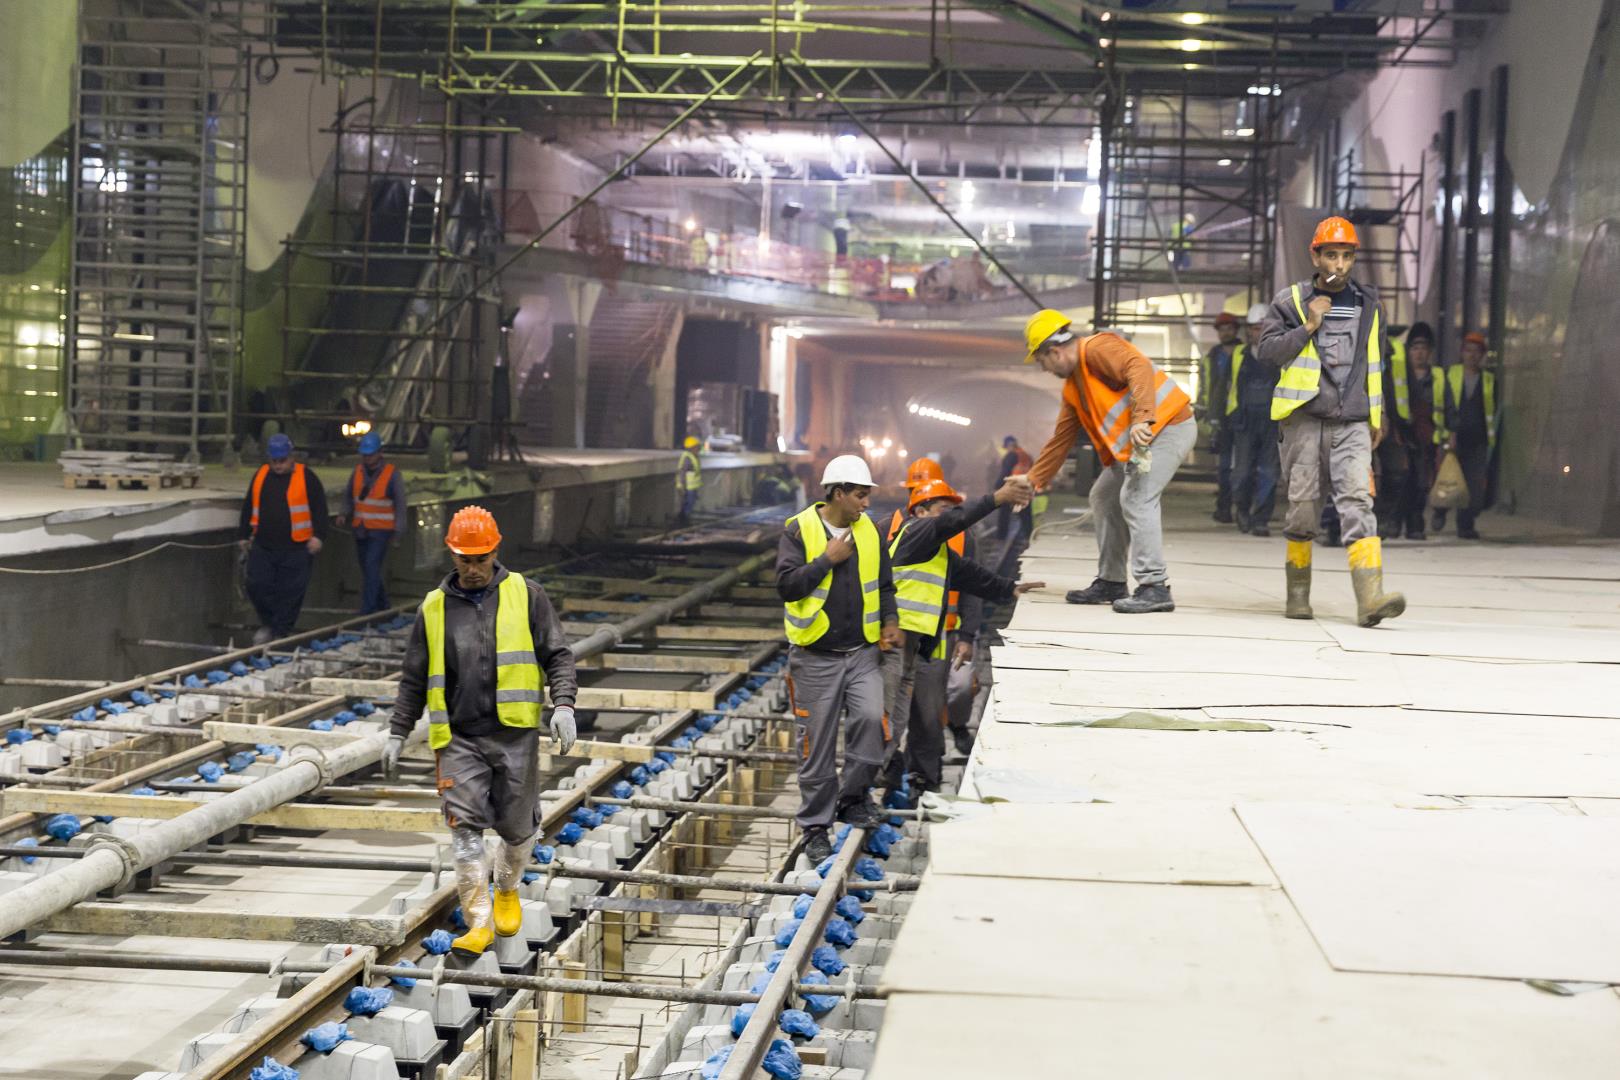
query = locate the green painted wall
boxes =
[0,2,74,453]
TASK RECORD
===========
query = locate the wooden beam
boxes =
[43,901,407,945]
[310,676,401,699]
[202,721,373,749]
[579,652,752,674]
[0,789,448,833]
[653,624,782,643]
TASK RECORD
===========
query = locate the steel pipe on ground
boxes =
[0,549,774,942]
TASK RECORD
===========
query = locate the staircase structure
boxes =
[67,0,255,457]
[584,301,681,449]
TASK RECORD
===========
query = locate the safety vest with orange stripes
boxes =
[250,463,313,542]
[350,463,398,532]
[1062,339,1192,467]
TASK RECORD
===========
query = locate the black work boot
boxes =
[803,827,832,866]
[837,798,885,828]
[1112,583,1175,614]
[1066,577,1128,605]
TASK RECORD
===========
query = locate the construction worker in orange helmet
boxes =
[1253,215,1405,626]
[385,505,580,956]
[883,475,1042,797]
[1432,331,1497,540]
[238,433,329,644]
[904,456,943,489]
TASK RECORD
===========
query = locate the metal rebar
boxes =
[0,946,331,976]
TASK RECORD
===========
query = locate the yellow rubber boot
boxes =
[1284,540,1313,620]
[450,851,495,957]
[1347,536,1406,627]
[451,926,494,956]
[493,889,523,937]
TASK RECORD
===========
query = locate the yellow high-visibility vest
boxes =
[888,522,949,660]
[1270,283,1384,428]
[1224,343,1246,416]
[677,449,703,491]
[782,506,880,646]
[1436,365,1498,451]
[1388,339,1411,422]
[422,572,542,750]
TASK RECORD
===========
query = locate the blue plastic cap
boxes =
[358,432,382,455]
[267,433,293,459]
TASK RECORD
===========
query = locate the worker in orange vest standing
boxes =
[237,433,328,643]
[341,432,407,613]
[1024,311,1197,614]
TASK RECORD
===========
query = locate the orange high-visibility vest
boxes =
[888,510,967,631]
[251,463,313,542]
[350,463,397,532]
[1061,338,1192,467]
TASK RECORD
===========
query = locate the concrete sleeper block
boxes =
[346,1005,437,1060]
[291,1040,399,1080]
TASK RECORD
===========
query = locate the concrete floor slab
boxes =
[871,491,1620,1077]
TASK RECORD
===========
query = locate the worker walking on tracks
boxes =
[676,435,704,525]
[776,455,902,865]
[386,506,579,956]
[885,476,1040,794]
[238,433,329,644]
[341,431,407,614]
[1024,311,1197,614]
[1255,216,1405,627]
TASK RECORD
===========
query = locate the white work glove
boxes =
[549,705,577,756]
[382,734,404,778]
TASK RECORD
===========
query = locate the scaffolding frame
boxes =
[1327,146,1428,331]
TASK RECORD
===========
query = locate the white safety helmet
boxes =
[1245,302,1269,326]
[820,454,875,488]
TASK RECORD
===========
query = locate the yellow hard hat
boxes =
[683,436,702,449]
[1023,309,1075,363]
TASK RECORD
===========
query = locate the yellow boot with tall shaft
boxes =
[1347,536,1406,627]
[1284,540,1313,620]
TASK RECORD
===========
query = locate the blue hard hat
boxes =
[267,433,293,460]
[358,432,381,455]
[1003,435,1018,447]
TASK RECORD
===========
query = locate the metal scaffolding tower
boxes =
[67,0,257,456]
[1094,80,1280,336]
[1326,147,1427,331]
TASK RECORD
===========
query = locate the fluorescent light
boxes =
[1082,184,1101,216]
[1218,158,1233,167]
[913,404,972,427]
[683,218,697,233]
[1181,13,1208,25]
[1180,38,1202,52]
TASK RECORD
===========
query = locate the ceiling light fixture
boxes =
[1180,38,1203,52]
[1181,13,1208,25]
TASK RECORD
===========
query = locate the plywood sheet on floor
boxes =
[925,803,1274,886]
[1237,803,1620,983]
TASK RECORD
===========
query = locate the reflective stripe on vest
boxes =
[251,463,313,542]
[888,523,949,659]
[678,450,703,491]
[1061,338,1192,468]
[351,463,397,531]
[1440,365,1497,451]
[422,572,543,750]
[1388,339,1411,422]
[945,532,964,632]
[783,506,880,646]
[1270,283,1383,428]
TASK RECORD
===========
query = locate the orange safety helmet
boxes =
[445,505,502,555]
[908,478,964,511]
[1462,331,1488,348]
[1311,216,1359,250]
[904,457,944,490]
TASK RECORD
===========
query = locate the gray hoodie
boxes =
[1254,277,1389,424]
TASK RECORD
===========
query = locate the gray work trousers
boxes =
[1280,412,1376,545]
[787,644,887,830]
[1090,418,1197,586]
[435,726,542,845]
[903,656,951,791]
[879,639,918,789]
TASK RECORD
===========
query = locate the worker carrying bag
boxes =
[1429,450,1470,510]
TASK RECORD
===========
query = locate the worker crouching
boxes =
[1255,216,1405,627]
[386,506,579,956]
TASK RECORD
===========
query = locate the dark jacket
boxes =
[1255,277,1389,424]
[891,495,1018,655]
[955,531,985,642]
[238,465,330,551]
[390,564,577,740]
[776,509,898,652]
